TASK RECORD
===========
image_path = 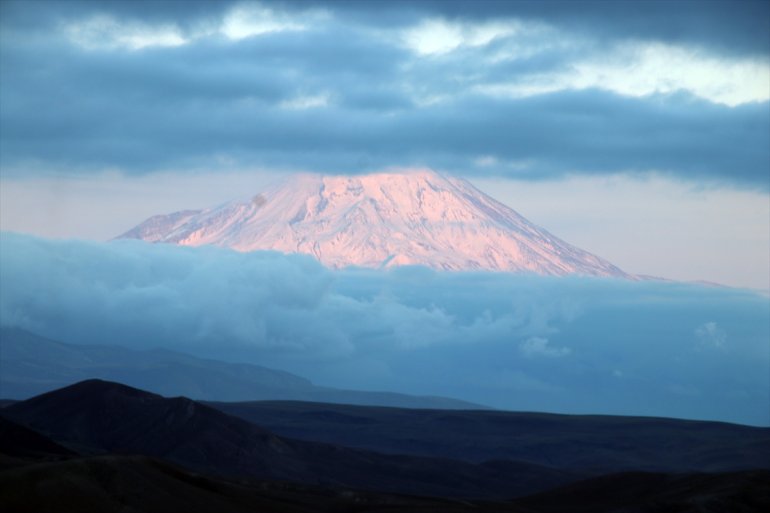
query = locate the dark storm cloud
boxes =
[2,233,768,425]
[0,0,768,188]
[319,0,770,58]
[3,41,767,188]
[0,0,234,33]
[68,0,756,61]
[8,0,764,56]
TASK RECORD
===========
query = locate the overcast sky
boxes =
[1,0,768,288]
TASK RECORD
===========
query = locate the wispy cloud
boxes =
[60,2,328,50]
[401,18,529,55]
[221,3,322,41]
[478,42,770,107]
[64,15,188,50]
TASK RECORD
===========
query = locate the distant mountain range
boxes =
[0,327,483,409]
[1,379,768,512]
[118,170,630,277]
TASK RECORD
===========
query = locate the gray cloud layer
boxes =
[5,1,768,57]
[1,1,768,188]
[2,232,768,425]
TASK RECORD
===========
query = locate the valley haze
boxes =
[1,228,768,426]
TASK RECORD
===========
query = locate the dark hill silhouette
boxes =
[3,379,573,499]
[207,399,770,474]
[1,416,767,513]
[1,380,769,512]
[0,415,75,461]
[1,453,527,513]
[510,469,770,513]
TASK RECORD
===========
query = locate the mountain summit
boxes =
[119,169,628,277]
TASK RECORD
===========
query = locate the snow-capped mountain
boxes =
[118,169,629,277]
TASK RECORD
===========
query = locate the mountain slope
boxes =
[510,470,770,513]
[0,327,483,409]
[3,380,575,499]
[0,415,75,462]
[119,169,629,277]
[208,400,770,474]
[2,381,768,512]
[2,455,767,513]
[0,454,531,513]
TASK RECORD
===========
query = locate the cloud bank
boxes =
[1,0,768,188]
[1,232,768,425]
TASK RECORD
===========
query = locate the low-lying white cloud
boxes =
[1,233,768,425]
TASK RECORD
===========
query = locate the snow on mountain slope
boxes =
[118,169,629,277]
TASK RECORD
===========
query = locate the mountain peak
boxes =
[41,378,160,398]
[119,169,629,278]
